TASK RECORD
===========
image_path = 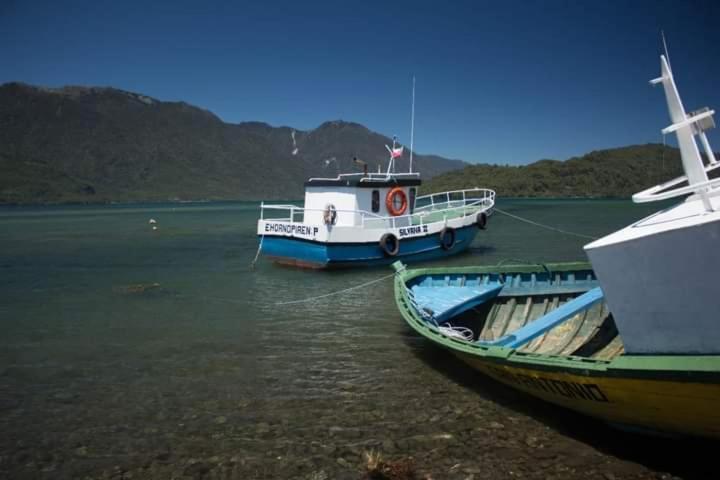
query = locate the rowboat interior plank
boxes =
[496,298,518,338]
[571,314,621,358]
[486,299,515,340]
[555,303,605,355]
[503,296,534,336]
[479,303,502,341]
[592,335,624,360]
[523,296,560,352]
[548,307,589,355]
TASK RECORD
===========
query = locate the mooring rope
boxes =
[249,234,265,270]
[274,272,396,306]
[169,273,395,307]
[493,207,598,240]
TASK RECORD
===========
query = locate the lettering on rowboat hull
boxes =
[486,366,610,403]
[264,223,319,239]
[399,225,429,238]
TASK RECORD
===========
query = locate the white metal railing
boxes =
[259,203,385,223]
[633,161,720,204]
[414,188,495,213]
[259,188,495,230]
[306,172,422,182]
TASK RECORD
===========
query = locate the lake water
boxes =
[0,199,716,479]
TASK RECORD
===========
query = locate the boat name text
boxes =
[487,366,609,403]
[399,225,429,238]
[264,222,319,238]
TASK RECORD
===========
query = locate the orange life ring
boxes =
[385,187,408,216]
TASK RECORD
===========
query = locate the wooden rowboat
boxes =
[392,261,720,438]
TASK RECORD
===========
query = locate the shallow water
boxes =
[0,199,716,479]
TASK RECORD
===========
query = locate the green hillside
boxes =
[422,145,686,198]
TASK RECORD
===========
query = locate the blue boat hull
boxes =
[260,224,480,268]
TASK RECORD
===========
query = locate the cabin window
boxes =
[409,188,417,214]
[371,190,380,212]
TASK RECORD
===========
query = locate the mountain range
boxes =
[0,82,464,204]
[0,82,697,204]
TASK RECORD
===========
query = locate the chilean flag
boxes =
[391,146,404,158]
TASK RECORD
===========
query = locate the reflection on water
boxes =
[1,199,715,479]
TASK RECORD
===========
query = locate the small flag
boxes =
[391,146,404,158]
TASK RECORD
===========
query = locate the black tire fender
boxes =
[439,227,456,250]
[477,212,488,230]
[379,233,400,257]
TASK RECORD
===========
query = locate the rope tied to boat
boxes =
[404,283,476,341]
[493,207,598,240]
[249,234,265,270]
[274,272,396,305]
[437,324,474,341]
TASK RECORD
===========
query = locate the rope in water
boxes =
[274,272,396,306]
[249,234,264,270]
[170,274,395,307]
[493,207,598,240]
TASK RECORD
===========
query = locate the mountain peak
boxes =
[314,120,369,131]
[1,82,161,106]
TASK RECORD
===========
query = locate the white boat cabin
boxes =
[302,172,421,228]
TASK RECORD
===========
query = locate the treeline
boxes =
[422,144,685,198]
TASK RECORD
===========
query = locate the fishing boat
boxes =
[256,138,495,268]
[392,53,720,438]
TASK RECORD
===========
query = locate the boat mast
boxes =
[661,30,672,73]
[651,55,715,211]
[409,76,416,173]
[660,31,716,167]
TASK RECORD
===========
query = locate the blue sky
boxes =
[2,0,719,165]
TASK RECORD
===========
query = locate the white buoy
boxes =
[152,225,157,231]
[149,218,157,224]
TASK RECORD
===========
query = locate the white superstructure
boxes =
[585,54,720,354]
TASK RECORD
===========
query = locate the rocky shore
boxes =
[1,344,715,480]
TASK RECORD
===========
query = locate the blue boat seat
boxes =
[480,287,604,348]
[410,282,504,323]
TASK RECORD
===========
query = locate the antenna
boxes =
[353,156,368,175]
[409,76,416,173]
[661,30,672,73]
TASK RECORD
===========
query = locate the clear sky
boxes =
[2,0,719,165]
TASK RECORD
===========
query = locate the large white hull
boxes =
[586,200,720,354]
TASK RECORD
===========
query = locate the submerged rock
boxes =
[184,461,212,478]
[50,392,77,403]
[113,283,162,295]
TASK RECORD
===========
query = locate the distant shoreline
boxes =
[0,195,636,208]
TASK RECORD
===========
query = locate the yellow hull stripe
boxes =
[458,353,720,438]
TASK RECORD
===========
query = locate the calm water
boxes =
[0,199,716,479]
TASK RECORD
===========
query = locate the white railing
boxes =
[414,188,495,213]
[633,161,720,204]
[307,172,422,182]
[259,188,495,230]
[259,203,385,223]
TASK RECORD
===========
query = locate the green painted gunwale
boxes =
[394,262,720,382]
